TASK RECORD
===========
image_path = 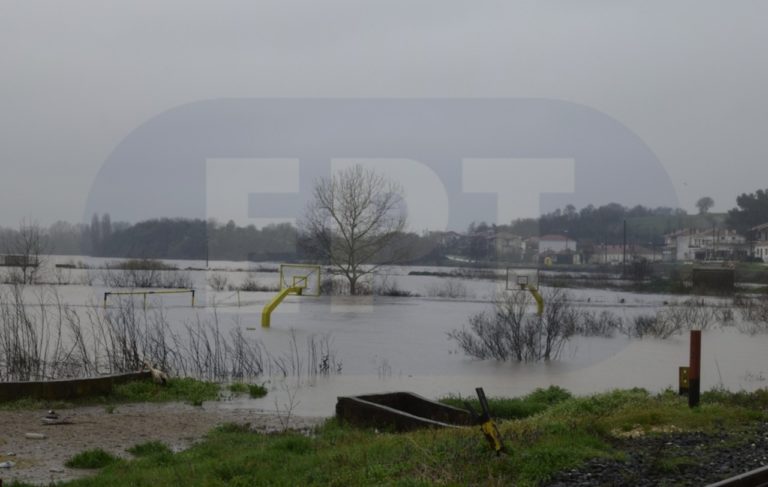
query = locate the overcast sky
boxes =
[1,1,767,228]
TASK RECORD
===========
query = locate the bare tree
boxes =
[302,165,407,295]
[3,220,47,284]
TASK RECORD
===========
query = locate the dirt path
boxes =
[0,402,324,485]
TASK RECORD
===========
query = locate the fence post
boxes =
[689,330,701,408]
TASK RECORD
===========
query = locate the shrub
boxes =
[248,383,268,398]
[207,273,229,291]
[319,275,372,295]
[734,293,768,333]
[374,276,415,297]
[232,278,279,292]
[626,313,680,339]
[449,289,575,361]
[100,259,192,289]
[427,279,472,299]
[576,310,622,337]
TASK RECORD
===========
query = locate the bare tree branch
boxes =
[2,220,47,284]
[301,165,407,295]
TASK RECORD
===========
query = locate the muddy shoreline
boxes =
[0,402,323,485]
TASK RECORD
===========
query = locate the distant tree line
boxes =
[0,215,444,265]
[1,187,765,264]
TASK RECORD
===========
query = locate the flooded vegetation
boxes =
[1,256,767,412]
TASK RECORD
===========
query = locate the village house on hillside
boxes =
[663,228,748,262]
[492,231,527,260]
[538,234,575,253]
[751,223,768,262]
[538,234,580,265]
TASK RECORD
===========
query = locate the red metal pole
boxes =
[689,330,701,408]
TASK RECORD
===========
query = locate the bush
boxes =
[576,310,622,337]
[248,383,268,398]
[449,289,575,361]
[626,314,677,339]
[65,448,119,469]
[663,298,716,331]
[373,275,415,297]
[101,259,192,289]
[735,294,768,333]
[207,273,229,291]
[427,279,472,299]
[231,278,279,292]
[624,298,720,339]
[319,275,372,295]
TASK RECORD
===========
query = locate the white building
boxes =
[492,232,527,259]
[539,235,575,254]
[664,228,747,262]
[751,223,768,262]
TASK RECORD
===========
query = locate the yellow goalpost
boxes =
[103,289,196,310]
[261,264,321,327]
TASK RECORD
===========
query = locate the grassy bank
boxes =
[8,387,767,486]
[0,378,221,411]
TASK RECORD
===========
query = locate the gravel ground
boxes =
[547,422,768,486]
[0,402,324,485]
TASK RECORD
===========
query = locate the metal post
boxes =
[689,330,701,408]
[679,366,689,396]
[622,220,627,276]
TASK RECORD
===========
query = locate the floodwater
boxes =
[4,256,768,417]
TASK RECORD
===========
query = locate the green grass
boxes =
[111,377,219,405]
[65,449,119,469]
[439,385,572,420]
[248,383,268,398]
[34,388,768,486]
[228,382,249,394]
[227,382,268,398]
[127,441,173,457]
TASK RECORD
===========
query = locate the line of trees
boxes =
[2,185,766,273]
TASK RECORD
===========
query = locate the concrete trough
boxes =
[336,392,472,431]
[0,371,152,402]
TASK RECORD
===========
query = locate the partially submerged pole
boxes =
[689,330,701,408]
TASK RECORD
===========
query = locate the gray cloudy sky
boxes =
[1,0,767,228]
